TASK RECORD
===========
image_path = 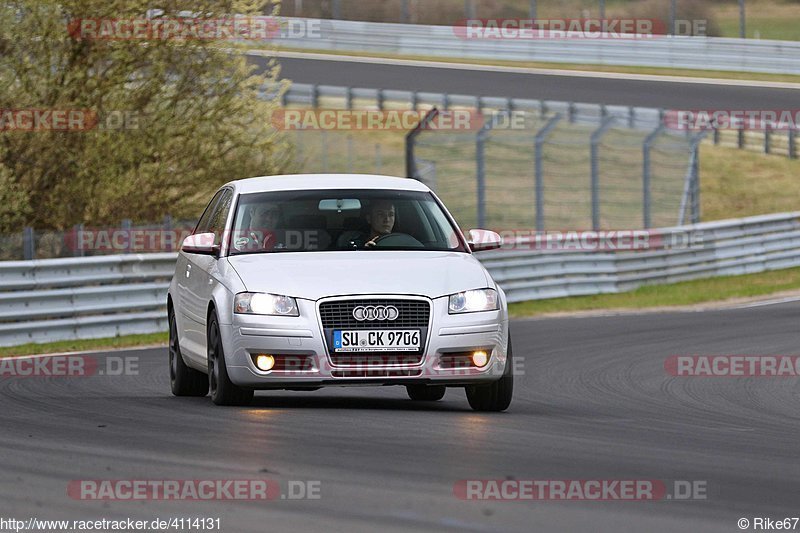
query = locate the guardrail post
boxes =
[331,0,342,19]
[346,86,353,110]
[22,226,34,260]
[405,107,439,179]
[539,100,547,119]
[628,106,635,128]
[442,93,450,111]
[377,89,385,111]
[401,0,410,22]
[568,102,576,123]
[411,91,419,111]
[790,128,797,159]
[534,114,562,231]
[642,124,665,229]
[764,123,771,154]
[590,116,616,231]
[311,84,320,108]
[476,121,492,228]
[507,97,514,113]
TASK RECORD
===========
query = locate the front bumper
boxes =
[222,295,509,389]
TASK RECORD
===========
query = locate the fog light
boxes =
[255,354,275,371]
[472,351,489,368]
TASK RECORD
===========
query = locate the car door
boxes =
[179,188,229,363]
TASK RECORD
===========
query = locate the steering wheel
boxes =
[371,232,425,248]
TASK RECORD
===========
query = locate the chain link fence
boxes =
[409,108,699,231]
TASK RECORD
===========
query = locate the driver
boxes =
[246,202,281,250]
[337,200,396,249]
[364,200,395,247]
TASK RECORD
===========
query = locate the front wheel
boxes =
[465,337,514,412]
[169,308,208,397]
[406,385,446,401]
[208,314,253,406]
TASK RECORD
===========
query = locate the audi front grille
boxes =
[318,298,431,367]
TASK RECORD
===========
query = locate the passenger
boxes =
[247,202,281,250]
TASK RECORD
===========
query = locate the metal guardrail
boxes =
[275,18,800,75]
[1,212,799,346]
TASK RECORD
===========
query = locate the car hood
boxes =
[226,251,491,301]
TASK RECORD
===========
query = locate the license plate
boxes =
[333,330,421,352]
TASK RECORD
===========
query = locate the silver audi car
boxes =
[167,174,513,411]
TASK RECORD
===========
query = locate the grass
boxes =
[0,332,167,358]
[509,266,800,317]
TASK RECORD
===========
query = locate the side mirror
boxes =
[467,229,502,252]
[181,232,220,256]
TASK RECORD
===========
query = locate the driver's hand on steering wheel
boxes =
[364,235,380,248]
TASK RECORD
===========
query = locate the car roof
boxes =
[226,174,431,195]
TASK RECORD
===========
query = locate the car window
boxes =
[194,189,225,235]
[207,189,233,246]
[228,189,467,255]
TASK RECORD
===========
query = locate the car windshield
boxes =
[228,189,467,254]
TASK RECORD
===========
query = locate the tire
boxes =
[169,307,208,397]
[465,336,514,412]
[207,314,254,406]
[406,385,446,401]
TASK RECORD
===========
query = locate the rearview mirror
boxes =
[181,232,220,256]
[319,198,361,212]
[467,229,502,252]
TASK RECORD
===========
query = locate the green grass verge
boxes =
[509,267,800,318]
[0,332,168,358]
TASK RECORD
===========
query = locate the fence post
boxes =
[534,114,563,232]
[642,124,665,229]
[628,106,635,129]
[476,120,495,229]
[22,226,34,260]
[375,144,382,173]
[568,102,576,123]
[121,219,132,254]
[401,0,410,22]
[163,215,173,252]
[442,93,450,111]
[738,128,745,149]
[764,123,771,154]
[321,130,328,172]
[590,117,616,231]
[713,126,720,145]
[690,132,706,224]
[405,107,440,179]
[411,91,419,112]
[347,135,354,172]
[73,223,85,257]
[790,128,797,159]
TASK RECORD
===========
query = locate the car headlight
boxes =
[448,289,499,314]
[234,292,299,316]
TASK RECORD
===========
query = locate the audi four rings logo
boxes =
[353,305,399,321]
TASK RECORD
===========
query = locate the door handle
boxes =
[185,264,192,278]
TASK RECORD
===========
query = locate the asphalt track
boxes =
[2,302,800,532]
[255,54,800,109]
